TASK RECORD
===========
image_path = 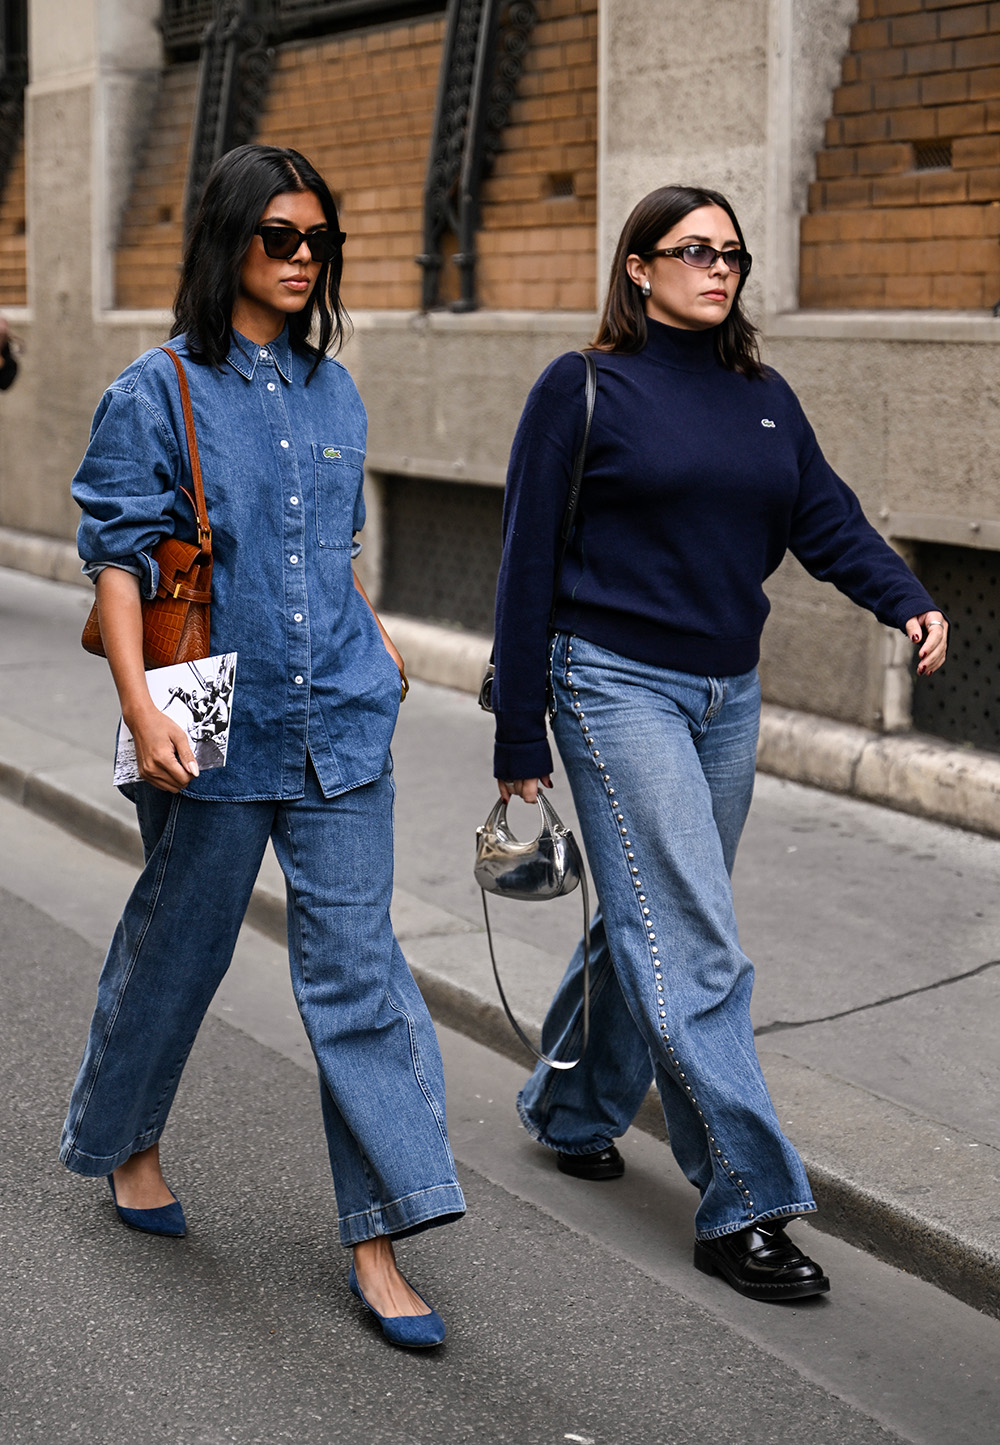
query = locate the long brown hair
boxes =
[592,185,764,379]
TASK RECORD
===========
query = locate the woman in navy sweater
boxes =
[491,185,947,1302]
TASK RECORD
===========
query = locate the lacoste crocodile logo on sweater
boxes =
[761,419,776,428]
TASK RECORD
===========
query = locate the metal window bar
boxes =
[0,0,27,206]
[163,0,444,54]
[419,0,536,311]
[183,0,274,233]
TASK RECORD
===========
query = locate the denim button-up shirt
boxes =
[73,328,401,801]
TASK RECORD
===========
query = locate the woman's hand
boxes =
[497,776,553,805]
[125,701,200,793]
[95,567,199,793]
[905,613,948,677]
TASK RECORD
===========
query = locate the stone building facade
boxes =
[1,0,998,762]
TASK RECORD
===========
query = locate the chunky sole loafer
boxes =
[556,1145,625,1181]
[348,1264,446,1349]
[107,1175,187,1237]
[694,1221,829,1301]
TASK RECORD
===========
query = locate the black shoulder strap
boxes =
[481,352,597,708]
[548,350,597,629]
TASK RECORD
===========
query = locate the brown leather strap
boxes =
[159,346,212,556]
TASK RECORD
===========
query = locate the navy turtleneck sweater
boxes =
[492,317,937,781]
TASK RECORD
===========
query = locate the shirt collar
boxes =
[226,326,294,383]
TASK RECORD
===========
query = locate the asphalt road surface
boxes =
[2,795,999,1444]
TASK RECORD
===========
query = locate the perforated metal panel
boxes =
[380,475,502,636]
[911,542,1000,753]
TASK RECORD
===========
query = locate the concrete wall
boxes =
[0,0,165,539]
[597,0,1000,731]
[3,0,998,737]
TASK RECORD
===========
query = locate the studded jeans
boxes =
[517,634,816,1240]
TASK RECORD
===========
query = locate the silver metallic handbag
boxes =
[474,794,591,1069]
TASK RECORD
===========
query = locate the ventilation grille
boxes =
[547,171,576,198]
[380,475,502,635]
[911,542,1000,752]
[913,140,952,171]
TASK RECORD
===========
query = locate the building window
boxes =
[911,542,1000,753]
[379,475,502,635]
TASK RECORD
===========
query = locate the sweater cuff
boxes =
[493,737,554,781]
[888,595,944,631]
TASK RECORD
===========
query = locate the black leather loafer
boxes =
[694,1221,829,1301]
[556,1145,625,1180]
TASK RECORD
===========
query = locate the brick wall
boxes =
[801,0,1000,309]
[0,138,27,308]
[478,0,597,311]
[115,65,198,311]
[256,16,444,311]
[113,2,597,313]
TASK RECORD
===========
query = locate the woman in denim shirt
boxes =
[62,146,464,1349]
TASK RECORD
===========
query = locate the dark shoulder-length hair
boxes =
[592,184,764,380]
[171,144,349,381]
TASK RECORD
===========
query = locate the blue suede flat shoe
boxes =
[107,1175,187,1237]
[348,1263,446,1348]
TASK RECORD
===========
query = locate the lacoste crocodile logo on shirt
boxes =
[761,419,776,428]
[323,447,342,458]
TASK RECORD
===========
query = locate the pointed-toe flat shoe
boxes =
[107,1176,187,1237]
[348,1264,446,1349]
[556,1144,625,1181]
[694,1221,829,1301]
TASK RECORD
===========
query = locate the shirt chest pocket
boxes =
[313,443,365,549]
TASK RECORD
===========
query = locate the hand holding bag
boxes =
[81,347,212,669]
[474,793,590,1069]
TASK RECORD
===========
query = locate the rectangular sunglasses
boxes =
[256,225,347,263]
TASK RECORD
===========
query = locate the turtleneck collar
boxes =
[641,316,719,372]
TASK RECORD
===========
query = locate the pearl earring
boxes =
[641,280,651,297]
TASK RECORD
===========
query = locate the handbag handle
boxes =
[159,347,212,556]
[478,796,591,1070]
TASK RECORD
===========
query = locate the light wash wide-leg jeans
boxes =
[61,761,466,1245]
[518,634,815,1241]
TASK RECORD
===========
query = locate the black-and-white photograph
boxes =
[113,652,236,786]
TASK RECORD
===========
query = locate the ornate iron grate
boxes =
[0,0,27,204]
[162,0,443,55]
[911,542,1000,753]
[379,475,501,634]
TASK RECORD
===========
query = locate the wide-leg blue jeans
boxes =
[60,762,466,1246]
[518,634,815,1240]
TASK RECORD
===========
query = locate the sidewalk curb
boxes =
[1,539,998,839]
[2,742,997,1320]
[382,614,1000,840]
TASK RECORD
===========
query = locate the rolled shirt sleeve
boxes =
[73,385,183,594]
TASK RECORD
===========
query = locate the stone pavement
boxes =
[1,563,998,1319]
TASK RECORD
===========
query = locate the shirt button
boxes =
[293,612,303,622]
[280,439,290,449]
[289,554,298,564]
[294,675,304,685]
[290,495,299,505]
[267,382,276,392]
[260,349,269,359]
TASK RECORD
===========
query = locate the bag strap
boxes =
[159,346,212,557]
[480,351,597,707]
[548,349,597,631]
[480,849,591,1070]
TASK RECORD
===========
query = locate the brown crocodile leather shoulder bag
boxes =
[81,346,212,669]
